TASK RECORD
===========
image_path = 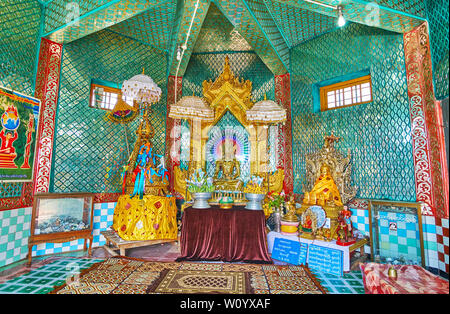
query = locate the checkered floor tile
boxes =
[0,258,104,294]
[311,270,365,294]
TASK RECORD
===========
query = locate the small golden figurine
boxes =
[283,195,299,222]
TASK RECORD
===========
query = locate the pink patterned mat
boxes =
[360,263,449,294]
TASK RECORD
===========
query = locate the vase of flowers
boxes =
[187,168,215,209]
[244,175,266,210]
[265,191,286,232]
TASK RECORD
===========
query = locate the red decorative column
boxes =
[165,75,183,196]
[33,38,63,195]
[404,23,448,218]
[274,73,294,195]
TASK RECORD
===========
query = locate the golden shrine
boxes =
[173,57,285,203]
[111,73,178,242]
[297,133,357,240]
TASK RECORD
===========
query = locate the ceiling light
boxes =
[337,5,346,27]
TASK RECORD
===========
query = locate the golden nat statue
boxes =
[298,133,357,240]
[303,163,343,207]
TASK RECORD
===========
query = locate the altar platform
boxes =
[177,205,272,263]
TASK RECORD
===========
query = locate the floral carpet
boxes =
[49,256,327,294]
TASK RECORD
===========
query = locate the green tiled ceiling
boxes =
[108,1,177,51]
[264,0,337,48]
[193,2,252,53]
[44,0,112,34]
[375,0,427,18]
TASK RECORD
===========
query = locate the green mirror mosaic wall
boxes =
[50,29,168,193]
[290,23,416,202]
[425,0,449,100]
[0,0,41,198]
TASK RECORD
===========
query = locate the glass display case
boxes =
[368,200,425,267]
[28,193,95,265]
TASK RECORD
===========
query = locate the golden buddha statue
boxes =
[213,142,243,191]
[303,163,343,207]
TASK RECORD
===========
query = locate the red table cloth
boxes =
[176,206,272,263]
[360,263,449,294]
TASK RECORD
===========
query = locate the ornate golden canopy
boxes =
[202,56,253,128]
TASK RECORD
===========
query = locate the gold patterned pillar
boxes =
[404,22,449,218]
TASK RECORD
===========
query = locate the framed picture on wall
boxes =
[27,193,95,265]
[0,86,41,182]
[368,200,425,267]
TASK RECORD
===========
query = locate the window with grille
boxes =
[89,83,134,110]
[320,75,372,111]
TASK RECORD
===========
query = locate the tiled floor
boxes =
[0,258,104,294]
[0,243,366,294]
[312,270,365,294]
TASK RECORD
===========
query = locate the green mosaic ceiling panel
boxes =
[51,30,168,193]
[375,0,427,18]
[214,0,288,74]
[270,0,424,33]
[44,0,167,44]
[44,0,112,33]
[108,1,177,51]
[183,52,275,103]
[425,0,449,100]
[290,23,416,201]
[193,2,252,53]
[244,0,289,67]
[264,0,337,48]
[0,0,41,95]
[168,0,211,76]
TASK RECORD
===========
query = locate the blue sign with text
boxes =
[307,244,343,277]
[271,238,308,265]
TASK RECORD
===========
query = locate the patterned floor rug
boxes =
[50,256,326,294]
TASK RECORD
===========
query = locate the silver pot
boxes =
[245,193,265,210]
[191,192,212,209]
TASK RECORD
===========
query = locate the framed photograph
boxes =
[368,200,425,267]
[28,193,95,265]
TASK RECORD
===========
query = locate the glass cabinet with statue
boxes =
[27,193,95,265]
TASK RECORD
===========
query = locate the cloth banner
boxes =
[112,194,178,241]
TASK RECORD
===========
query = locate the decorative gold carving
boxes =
[261,168,284,194]
[202,56,253,128]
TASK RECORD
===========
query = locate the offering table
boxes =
[177,206,272,263]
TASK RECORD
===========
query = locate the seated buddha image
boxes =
[213,142,243,191]
[303,163,343,207]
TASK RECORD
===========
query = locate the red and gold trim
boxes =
[404,23,448,218]
[275,73,293,195]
